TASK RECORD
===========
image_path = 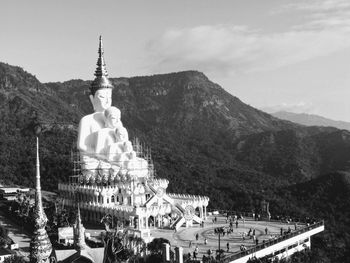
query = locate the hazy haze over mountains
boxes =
[266,111,350,131]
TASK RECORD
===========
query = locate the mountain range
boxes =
[0,61,350,262]
[268,111,350,131]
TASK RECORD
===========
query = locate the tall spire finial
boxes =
[30,132,53,263]
[74,204,87,250]
[95,35,108,77]
[90,35,113,95]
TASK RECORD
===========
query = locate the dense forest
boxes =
[0,62,350,262]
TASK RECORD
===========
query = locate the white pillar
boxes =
[162,243,170,262]
[175,247,183,263]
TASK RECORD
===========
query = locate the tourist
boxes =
[204,238,207,245]
[240,245,244,251]
[253,229,255,236]
[195,245,199,256]
[215,216,217,223]
[196,233,199,241]
[227,242,230,252]
[280,227,283,235]
[189,241,192,248]
[235,220,238,228]
[256,238,259,245]
[265,227,268,235]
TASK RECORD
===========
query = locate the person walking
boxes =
[196,233,199,241]
[226,242,230,252]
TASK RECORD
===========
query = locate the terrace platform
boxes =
[86,214,324,262]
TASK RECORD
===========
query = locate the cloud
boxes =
[280,0,350,12]
[146,0,350,77]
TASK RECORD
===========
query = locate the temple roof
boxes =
[55,247,105,263]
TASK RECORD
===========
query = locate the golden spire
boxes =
[90,35,113,95]
[30,133,53,263]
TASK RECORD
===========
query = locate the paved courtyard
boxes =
[149,215,301,259]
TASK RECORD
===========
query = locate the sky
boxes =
[1,0,350,122]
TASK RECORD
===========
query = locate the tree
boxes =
[102,230,144,263]
[4,255,26,263]
[147,237,170,255]
[146,238,172,263]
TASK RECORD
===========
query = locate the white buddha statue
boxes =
[77,36,114,172]
[77,87,112,170]
[78,36,148,181]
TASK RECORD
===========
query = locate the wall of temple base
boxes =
[58,182,209,231]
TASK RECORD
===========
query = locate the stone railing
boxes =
[222,221,324,262]
[167,193,209,201]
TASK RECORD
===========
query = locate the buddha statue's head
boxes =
[89,36,114,113]
[89,88,112,113]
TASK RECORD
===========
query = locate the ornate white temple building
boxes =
[58,37,209,239]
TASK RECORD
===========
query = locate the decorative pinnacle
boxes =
[74,204,87,250]
[95,35,108,77]
[34,136,45,226]
[30,136,52,263]
[90,35,113,95]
